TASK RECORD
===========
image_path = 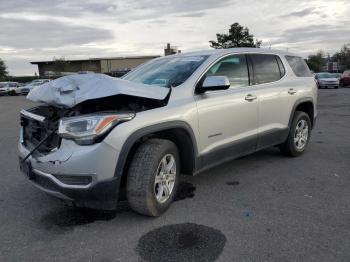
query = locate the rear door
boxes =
[247,54,294,148]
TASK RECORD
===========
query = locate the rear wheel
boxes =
[279,111,311,157]
[126,139,179,216]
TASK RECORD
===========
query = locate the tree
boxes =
[306,51,325,73]
[210,22,262,49]
[332,44,350,69]
[0,58,8,81]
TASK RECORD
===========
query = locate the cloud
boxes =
[276,24,350,44]
[280,7,319,17]
[0,1,117,16]
[1,0,350,75]
[176,11,207,18]
[0,17,113,48]
[0,0,232,20]
[130,0,234,13]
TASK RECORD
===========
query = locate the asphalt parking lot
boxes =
[0,89,349,262]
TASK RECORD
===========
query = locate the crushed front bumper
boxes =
[18,138,121,210]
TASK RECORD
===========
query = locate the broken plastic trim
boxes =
[21,128,58,163]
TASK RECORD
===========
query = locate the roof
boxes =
[31,55,160,64]
[164,48,300,58]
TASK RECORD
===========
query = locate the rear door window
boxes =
[285,56,312,77]
[250,54,283,84]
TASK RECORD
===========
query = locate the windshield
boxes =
[123,55,209,87]
[0,83,7,88]
[316,73,334,79]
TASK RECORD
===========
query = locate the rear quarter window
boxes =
[285,56,312,77]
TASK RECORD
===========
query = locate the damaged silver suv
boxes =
[19,48,317,216]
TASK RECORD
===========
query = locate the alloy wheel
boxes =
[294,119,309,150]
[154,154,176,204]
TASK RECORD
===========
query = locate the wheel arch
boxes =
[289,98,315,129]
[114,121,199,197]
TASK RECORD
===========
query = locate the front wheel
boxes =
[126,139,179,216]
[279,111,311,157]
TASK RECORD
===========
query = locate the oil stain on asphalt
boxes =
[41,207,117,229]
[137,223,226,262]
[41,181,195,230]
[174,182,196,201]
[41,200,133,229]
[226,181,240,186]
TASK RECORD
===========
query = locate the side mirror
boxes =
[197,76,230,93]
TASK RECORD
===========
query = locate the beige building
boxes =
[31,56,160,77]
[31,44,181,77]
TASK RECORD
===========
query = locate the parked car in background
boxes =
[340,70,350,87]
[315,72,339,89]
[19,79,51,95]
[332,73,342,79]
[0,82,19,96]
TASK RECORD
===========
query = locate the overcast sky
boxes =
[1,0,349,75]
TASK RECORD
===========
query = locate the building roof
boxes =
[30,55,160,64]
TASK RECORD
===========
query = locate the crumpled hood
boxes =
[27,74,170,108]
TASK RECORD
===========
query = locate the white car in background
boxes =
[19,79,51,95]
[0,82,19,96]
[315,72,339,89]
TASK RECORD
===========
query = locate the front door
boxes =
[194,54,258,169]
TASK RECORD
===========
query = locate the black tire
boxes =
[126,138,180,216]
[279,111,311,157]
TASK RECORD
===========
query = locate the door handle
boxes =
[245,94,257,102]
[288,88,297,95]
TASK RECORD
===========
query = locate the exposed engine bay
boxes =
[21,93,169,155]
[21,73,171,157]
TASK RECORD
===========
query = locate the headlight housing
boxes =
[58,113,135,145]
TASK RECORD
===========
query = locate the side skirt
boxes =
[194,128,289,175]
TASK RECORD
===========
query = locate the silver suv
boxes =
[18,48,317,216]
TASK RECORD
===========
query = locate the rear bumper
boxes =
[341,80,350,86]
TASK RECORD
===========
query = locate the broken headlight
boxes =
[58,113,135,145]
